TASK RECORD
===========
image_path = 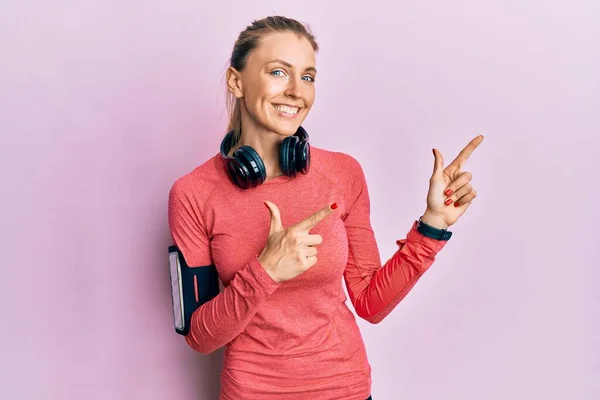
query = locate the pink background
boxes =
[1,1,598,399]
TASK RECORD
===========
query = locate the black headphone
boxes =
[220,126,311,190]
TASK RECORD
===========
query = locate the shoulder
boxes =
[310,146,366,183]
[168,153,226,213]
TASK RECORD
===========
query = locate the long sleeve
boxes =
[342,157,449,324]
[168,180,281,354]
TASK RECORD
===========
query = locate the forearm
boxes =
[346,221,448,324]
[185,256,280,354]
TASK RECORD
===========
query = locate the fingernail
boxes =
[264,201,269,209]
[454,202,460,207]
[445,198,452,206]
[444,189,453,196]
[331,203,338,210]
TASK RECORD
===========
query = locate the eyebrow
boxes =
[267,59,317,74]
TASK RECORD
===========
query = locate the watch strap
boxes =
[416,216,453,241]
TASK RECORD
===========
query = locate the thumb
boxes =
[264,200,284,234]
[431,148,444,178]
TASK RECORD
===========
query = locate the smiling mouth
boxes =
[272,104,301,116]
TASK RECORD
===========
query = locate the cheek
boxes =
[264,82,286,101]
[304,85,316,105]
[250,80,282,108]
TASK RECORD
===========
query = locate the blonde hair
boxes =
[225,16,319,143]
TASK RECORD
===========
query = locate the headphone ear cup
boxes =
[280,135,299,176]
[226,158,251,189]
[233,146,266,187]
[297,140,310,174]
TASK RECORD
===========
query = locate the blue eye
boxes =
[270,69,315,82]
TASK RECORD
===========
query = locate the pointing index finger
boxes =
[292,203,338,232]
[447,135,484,170]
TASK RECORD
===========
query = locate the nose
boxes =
[284,75,303,99]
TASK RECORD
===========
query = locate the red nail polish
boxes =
[331,203,338,210]
[445,198,452,205]
[444,189,453,196]
[454,202,460,207]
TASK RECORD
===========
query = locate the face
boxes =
[227,31,317,137]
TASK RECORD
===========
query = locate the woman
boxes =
[168,15,483,400]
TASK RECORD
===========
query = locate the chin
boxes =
[267,107,308,136]
[280,126,304,137]
[264,120,301,137]
[278,125,301,136]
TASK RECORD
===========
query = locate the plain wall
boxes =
[1,0,598,399]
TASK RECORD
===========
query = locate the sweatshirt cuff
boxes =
[246,256,282,293]
[396,221,448,256]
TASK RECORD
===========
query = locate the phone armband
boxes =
[168,245,220,335]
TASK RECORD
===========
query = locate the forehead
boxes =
[247,31,316,69]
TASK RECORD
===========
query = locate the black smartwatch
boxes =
[416,216,453,241]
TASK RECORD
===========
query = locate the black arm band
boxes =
[168,245,220,335]
[416,217,453,241]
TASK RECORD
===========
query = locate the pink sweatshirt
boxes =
[168,146,449,399]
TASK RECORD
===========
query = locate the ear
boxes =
[226,66,243,98]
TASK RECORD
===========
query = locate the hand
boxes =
[422,135,484,229]
[258,201,339,283]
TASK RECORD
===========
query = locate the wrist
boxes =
[417,214,453,241]
[257,255,281,283]
[420,211,449,230]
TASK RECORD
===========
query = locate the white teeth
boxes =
[273,104,299,115]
